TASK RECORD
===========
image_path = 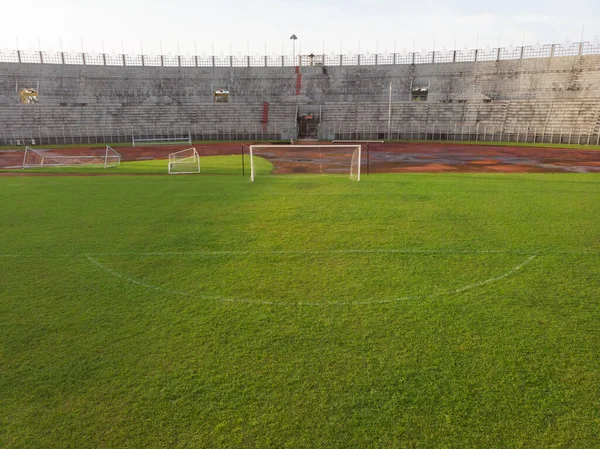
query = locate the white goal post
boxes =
[168,147,201,174]
[22,145,121,168]
[249,144,361,182]
[132,131,192,147]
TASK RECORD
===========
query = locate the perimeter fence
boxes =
[319,122,600,146]
[0,124,296,146]
[3,122,599,147]
[1,40,599,68]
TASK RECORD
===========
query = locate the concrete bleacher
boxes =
[0,52,599,145]
[0,103,298,144]
[319,98,600,143]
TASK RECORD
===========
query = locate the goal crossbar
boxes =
[332,140,384,143]
[249,144,361,182]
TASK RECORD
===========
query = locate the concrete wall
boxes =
[1,54,599,105]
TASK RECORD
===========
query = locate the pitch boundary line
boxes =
[0,248,596,258]
[85,254,537,306]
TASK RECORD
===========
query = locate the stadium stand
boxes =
[1,43,599,145]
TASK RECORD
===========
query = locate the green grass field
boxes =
[1,158,599,448]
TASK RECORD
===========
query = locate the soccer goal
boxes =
[168,147,201,174]
[22,145,121,168]
[249,144,361,182]
[132,131,192,147]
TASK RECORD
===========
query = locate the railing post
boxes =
[357,54,361,65]
[178,55,181,67]
[40,51,44,64]
[496,47,501,61]
[550,44,555,58]
[141,54,145,66]
[195,55,198,67]
[339,54,343,66]
[17,50,22,63]
[452,50,456,62]
[102,53,107,65]
[122,54,126,66]
[82,53,86,65]
[412,52,415,64]
[160,55,164,66]
[474,49,478,62]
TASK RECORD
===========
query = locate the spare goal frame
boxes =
[168,147,201,174]
[132,131,192,147]
[22,145,121,169]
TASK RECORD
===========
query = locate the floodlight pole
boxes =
[290,34,298,66]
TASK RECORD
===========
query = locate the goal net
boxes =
[168,147,201,174]
[249,144,361,182]
[22,145,121,168]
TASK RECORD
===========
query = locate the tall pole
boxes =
[387,81,392,140]
[290,34,298,67]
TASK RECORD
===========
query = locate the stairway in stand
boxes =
[295,66,302,96]
[261,102,269,132]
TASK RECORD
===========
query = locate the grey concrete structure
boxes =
[0,47,599,145]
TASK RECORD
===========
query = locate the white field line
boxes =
[452,255,536,294]
[85,254,538,306]
[0,248,597,258]
[85,255,190,296]
[85,255,244,302]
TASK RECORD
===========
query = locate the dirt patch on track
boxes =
[1,141,599,175]
[365,142,600,173]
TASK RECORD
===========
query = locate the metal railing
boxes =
[319,122,600,146]
[1,40,599,68]
[0,123,296,147]
[3,121,599,147]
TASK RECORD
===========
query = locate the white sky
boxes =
[1,0,599,56]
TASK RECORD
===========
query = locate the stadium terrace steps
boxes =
[1,53,600,144]
[0,102,299,143]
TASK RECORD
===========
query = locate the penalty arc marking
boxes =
[85,254,537,306]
